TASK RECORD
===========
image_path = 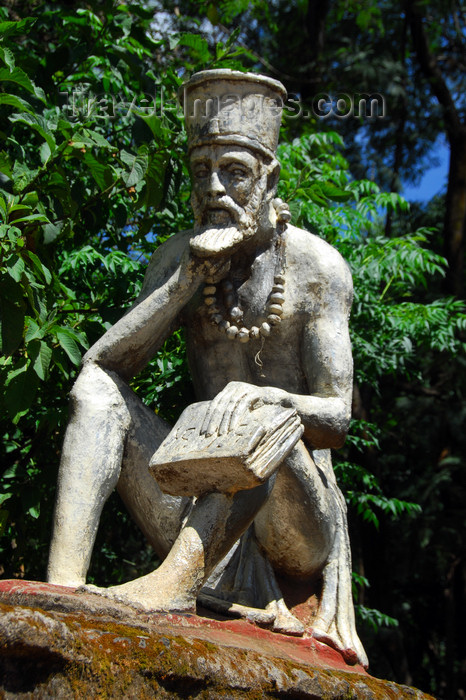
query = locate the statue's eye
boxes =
[193,165,209,178]
[228,166,248,178]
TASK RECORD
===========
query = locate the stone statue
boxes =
[47,70,367,668]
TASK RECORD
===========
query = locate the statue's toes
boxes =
[272,611,305,636]
[312,627,362,667]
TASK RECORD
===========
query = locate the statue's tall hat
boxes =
[180,70,287,160]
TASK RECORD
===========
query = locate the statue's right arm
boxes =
[83,232,204,380]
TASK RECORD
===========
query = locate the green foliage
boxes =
[277,133,465,660]
[0,0,256,581]
[0,3,464,694]
[357,604,399,633]
[0,2,187,579]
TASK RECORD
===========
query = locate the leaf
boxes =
[0,93,33,112]
[0,66,45,101]
[319,182,353,202]
[9,213,49,224]
[28,339,52,380]
[9,113,56,150]
[124,151,148,187]
[55,327,82,365]
[0,493,12,507]
[0,194,7,223]
[178,33,212,63]
[28,504,40,519]
[82,152,115,192]
[0,18,37,40]
[11,161,39,193]
[24,317,42,342]
[5,253,25,282]
[43,221,64,244]
[0,292,24,356]
[0,150,13,178]
[25,251,52,285]
[40,141,51,165]
[0,45,15,71]
[207,3,221,25]
[21,486,41,519]
[82,128,113,149]
[4,362,39,423]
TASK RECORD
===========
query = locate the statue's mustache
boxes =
[200,196,245,223]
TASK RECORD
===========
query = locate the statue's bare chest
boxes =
[183,248,309,398]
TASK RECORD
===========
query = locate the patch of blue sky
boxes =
[403,140,449,203]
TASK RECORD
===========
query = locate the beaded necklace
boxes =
[202,200,290,344]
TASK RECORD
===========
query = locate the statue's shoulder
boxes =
[141,229,193,295]
[284,224,353,300]
[285,225,353,313]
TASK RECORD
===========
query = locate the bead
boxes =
[237,328,250,343]
[204,296,216,306]
[203,285,216,295]
[226,325,238,339]
[218,320,230,332]
[278,210,291,222]
[211,314,223,324]
[222,280,234,292]
[274,273,285,284]
[225,293,235,308]
[250,326,260,339]
[230,306,243,321]
[260,322,271,337]
[206,277,215,285]
[267,314,282,325]
[270,292,285,304]
[207,305,220,315]
[268,304,284,316]
[272,284,285,294]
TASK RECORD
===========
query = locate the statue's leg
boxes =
[253,441,368,667]
[116,396,191,559]
[47,362,187,587]
[254,441,338,578]
[103,479,274,612]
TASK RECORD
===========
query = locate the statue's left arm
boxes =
[282,253,353,449]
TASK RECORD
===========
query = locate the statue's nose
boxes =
[209,171,225,197]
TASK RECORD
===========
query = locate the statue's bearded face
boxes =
[189,144,272,258]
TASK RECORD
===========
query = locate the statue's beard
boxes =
[190,190,265,259]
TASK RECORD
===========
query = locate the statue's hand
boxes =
[200,381,284,438]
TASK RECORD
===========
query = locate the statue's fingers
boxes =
[200,394,223,435]
[256,415,302,463]
[227,392,252,433]
[203,404,224,437]
[201,386,238,436]
[246,425,268,453]
[218,388,247,435]
[252,418,303,481]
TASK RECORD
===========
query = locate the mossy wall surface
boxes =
[0,581,435,699]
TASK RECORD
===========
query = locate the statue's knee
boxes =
[69,363,129,422]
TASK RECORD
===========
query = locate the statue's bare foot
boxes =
[312,626,365,667]
[267,600,305,636]
[81,573,196,614]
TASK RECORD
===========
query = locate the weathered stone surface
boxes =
[0,580,434,699]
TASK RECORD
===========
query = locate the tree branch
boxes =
[406,0,462,136]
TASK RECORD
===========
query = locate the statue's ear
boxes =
[267,159,281,193]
